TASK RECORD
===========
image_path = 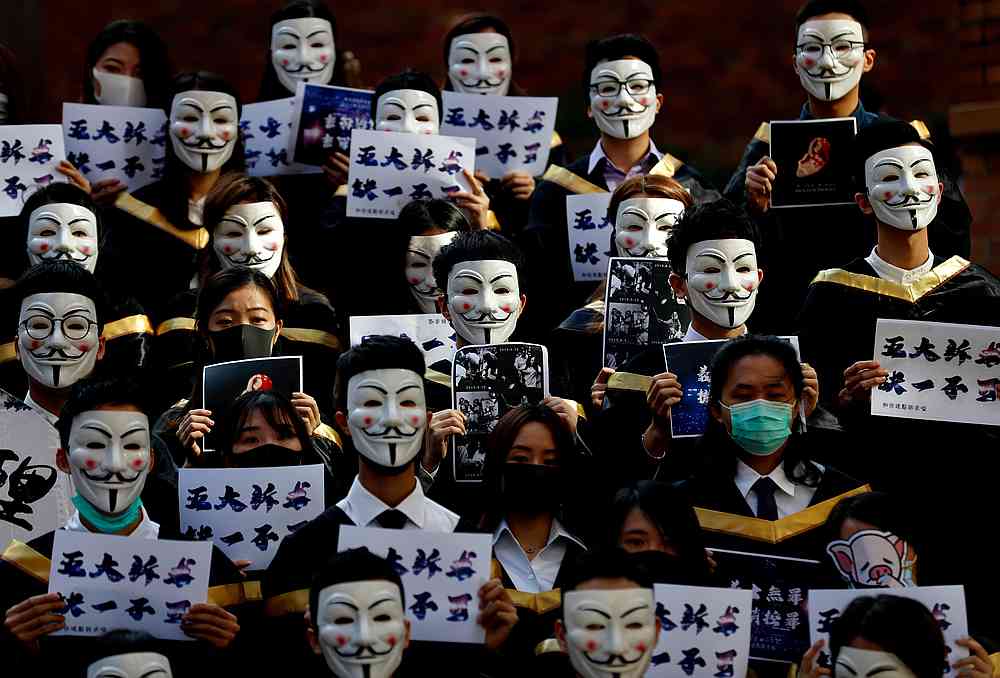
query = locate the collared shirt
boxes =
[63,507,160,539]
[336,476,460,532]
[24,391,59,427]
[799,100,879,130]
[734,459,824,519]
[865,246,935,286]
[492,518,585,593]
[683,323,749,343]
[587,139,663,192]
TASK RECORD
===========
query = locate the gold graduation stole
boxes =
[156,317,197,335]
[608,371,653,392]
[541,153,685,196]
[490,558,562,615]
[811,256,970,304]
[0,341,16,365]
[114,192,209,250]
[101,314,154,341]
[281,327,343,351]
[263,587,310,617]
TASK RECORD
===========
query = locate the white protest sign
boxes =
[240,98,320,177]
[0,124,67,217]
[349,313,456,371]
[63,103,167,192]
[872,319,1000,426]
[0,391,72,548]
[808,586,969,674]
[346,129,474,219]
[440,91,558,178]
[648,583,753,678]
[565,193,612,282]
[178,464,325,570]
[49,531,212,640]
[338,526,491,643]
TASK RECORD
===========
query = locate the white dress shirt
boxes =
[63,507,160,539]
[865,247,934,285]
[492,518,585,593]
[336,476,460,532]
[682,323,748,343]
[734,459,824,518]
[587,139,663,192]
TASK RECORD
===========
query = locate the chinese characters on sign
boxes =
[288,83,373,165]
[349,314,457,373]
[565,193,613,283]
[0,124,67,217]
[240,98,321,178]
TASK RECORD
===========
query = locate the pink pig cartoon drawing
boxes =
[826,529,915,588]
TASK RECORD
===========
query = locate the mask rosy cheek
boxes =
[282,59,290,66]
[39,243,49,252]
[408,277,421,284]
[29,340,40,349]
[178,127,190,138]
[84,458,97,470]
[744,282,756,292]
[601,101,609,109]
[498,70,506,77]
[387,635,397,646]
[363,416,373,426]
[320,54,328,63]
[80,246,90,254]
[804,58,815,67]
[409,416,421,426]
[131,458,145,469]
[636,642,647,653]
[884,191,893,199]
[265,242,279,251]
[500,304,511,313]
[221,131,231,140]
[336,635,347,646]
[223,245,233,253]
[623,238,635,248]
[78,343,90,352]
[586,640,598,652]
[704,282,715,290]
[459,69,468,77]
[462,303,472,311]
[926,186,936,195]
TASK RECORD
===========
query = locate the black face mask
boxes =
[501,462,562,513]
[208,324,276,363]
[228,443,302,469]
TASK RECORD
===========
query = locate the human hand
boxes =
[322,151,350,189]
[291,392,321,435]
[801,362,819,417]
[91,178,127,206]
[501,170,535,201]
[451,169,490,229]
[543,396,578,435]
[591,367,614,410]
[427,409,465,471]
[3,593,65,652]
[798,639,832,678]
[178,408,214,457]
[181,603,240,649]
[57,159,91,194]
[646,371,682,420]
[953,637,992,678]
[837,360,888,409]
[478,579,517,651]
[745,156,777,214]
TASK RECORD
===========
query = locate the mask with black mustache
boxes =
[212,202,285,278]
[67,409,151,515]
[563,588,657,678]
[18,292,100,389]
[168,90,238,173]
[346,368,427,469]
[26,203,99,273]
[589,59,658,140]
[865,144,940,231]
[447,32,512,96]
[317,580,407,678]
[446,259,522,344]
[795,19,866,102]
[684,239,760,329]
[270,17,336,94]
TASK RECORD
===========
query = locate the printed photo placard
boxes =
[63,103,167,191]
[288,83,374,165]
[770,117,857,208]
[565,193,613,283]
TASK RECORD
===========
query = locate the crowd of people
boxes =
[0,0,998,676]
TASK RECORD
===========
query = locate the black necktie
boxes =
[376,509,409,530]
[752,477,779,521]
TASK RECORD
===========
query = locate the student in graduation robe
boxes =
[724,0,971,335]
[0,377,249,678]
[519,33,719,343]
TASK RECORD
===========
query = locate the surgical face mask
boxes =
[834,648,917,678]
[406,232,457,313]
[446,259,522,344]
[346,368,427,469]
[827,529,916,588]
[18,292,100,389]
[213,202,285,278]
[208,324,276,364]
[865,145,940,231]
[92,67,147,107]
[502,462,561,513]
[375,89,439,135]
[685,238,760,329]
[27,202,99,272]
[563,588,657,678]
[317,580,407,678]
[721,399,794,456]
[614,197,685,258]
[168,90,238,173]
[589,59,658,140]
[68,409,151,516]
[795,19,866,102]
[271,17,336,94]
[447,32,512,96]
[87,652,173,678]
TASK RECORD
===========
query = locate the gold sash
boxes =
[425,368,452,388]
[608,372,653,392]
[0,341,16,365]
[114,192,209,250]
[207,580,262,607]
[1,539,50,582]
[281,327,342,351]
[313,423,343,448]
[101,314,153,341]
[910,119,931,140]
[491,558,562,614]
[334,184,348,198]
[648,153,683,178]
[550,131,563,149]
[811,256,970,304]
[156,317,197,335]
[541,165,605,194]
[263,588,309,616]
[753,122,771,145]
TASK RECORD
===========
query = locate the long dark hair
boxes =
[84,20,172,109]
[219,389,316,461]
[441,13,526,96]
[257,0,346,102]
[391,199,472,312]
[195,266,285,339]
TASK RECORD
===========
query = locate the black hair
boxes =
[432,230,524,293]
[371,70,443,123]
[667,198,762,276]
[219,389,316,461]
[582,34,662,103]
[18,183,102,276]
[195,267,286,335]
[560,548,653,618]
[56,376,153,450]
[258,0,346,101]
[824,491,922,580]
[83,629,170,674]
[829,595,947,678]
[334,334,425,412]
[84,20,172,109]
[441,13,526,96]
[309,547,406,630]
[14,261,108,332]
[795,0,870,37]
[399,198,471,237]
[0,44,24,124]
[852,118,931,192]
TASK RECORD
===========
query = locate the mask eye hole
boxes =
[625,622,644,630]
[333,616,354,625]
[494,287,511,295]
[400,399,418,408]
[373,613,392,622]
[363,399,381,408]
[702,267,721,274]
[86,442,105,450]
[585,623,605,631]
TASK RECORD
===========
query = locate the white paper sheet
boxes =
[565,193,613,282]
[0,124,67,217]
[241,98,321,177]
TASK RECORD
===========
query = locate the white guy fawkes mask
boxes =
[27,203,99,272]
[346,368,427,468]
[317,580,406,678]
[589,59,658,140]
[168,90,238,173]
[68,409,151,516]
[795,19,866,102]
[87,652,172,678]
[563,588,657,678]
[92,68,147,108]
[18,292,100,389]
[406,232,457,313]
[447,33,512,96]
[271,18,336,94]
[865,144,940,231]
[835,648,917,678]
[685,238,760,329]
[614,197,685,258]
[375,89,439,135]
[213,202,285,278]
[446,259,521,344]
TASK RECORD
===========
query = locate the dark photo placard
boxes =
[202,356,303,453]
[770,117,858,208]
[290,83,374,165]
[664,339,726,438]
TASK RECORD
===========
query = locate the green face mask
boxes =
[721,399,794,456]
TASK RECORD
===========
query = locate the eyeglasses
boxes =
[20,314,97,340]
[589,77,654,98]
[796,40,865,59]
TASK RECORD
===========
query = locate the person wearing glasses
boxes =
[724,0,972,335]
[519,33,718,343]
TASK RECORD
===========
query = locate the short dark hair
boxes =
[667,199,761,276]
[195,267,286,335]
[84,629,170,674]
[560,548,653,617]
[583,34,662,102]
[371,70,443,123]
[795,0,870,37]
[852,118,930,192]
[56,376,153,450]
[85,20,172,109]
[709,334,804,403]
[309,547,406,630]
[432,231,524,293]
[334,334,426,411]
[824,491,920,557]
[398,198,471,237]
[18,183,102,275]
[14,261,108,332]
[829,595,947,678]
